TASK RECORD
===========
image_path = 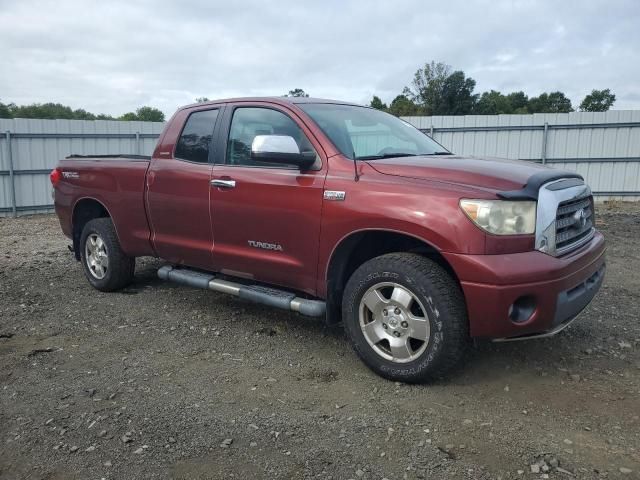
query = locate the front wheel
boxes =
[80,218,135,292]
[342,253,468,383]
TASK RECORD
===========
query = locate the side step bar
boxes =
[157,265,326,318]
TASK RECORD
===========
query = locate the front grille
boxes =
[555,195,594,254]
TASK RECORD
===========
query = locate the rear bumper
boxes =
[443,231,606,338]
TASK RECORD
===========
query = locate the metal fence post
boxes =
[430,125,434,138]
[541,122,549,164]
[135,132,141,156]
[5,130,17,217]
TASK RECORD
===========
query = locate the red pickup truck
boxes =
[51,97,605,382]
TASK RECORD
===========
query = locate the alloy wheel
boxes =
[358,282,431,363]
[85,233,109,280]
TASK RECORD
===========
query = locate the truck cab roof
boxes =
[179,96,365,111]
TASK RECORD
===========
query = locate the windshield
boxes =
[299,103,450,160]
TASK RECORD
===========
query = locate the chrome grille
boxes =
[554,195,594,255]
[535,178,595,257]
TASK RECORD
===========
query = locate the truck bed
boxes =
[55,154,154,257]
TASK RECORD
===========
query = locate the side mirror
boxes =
[251,135,316,169]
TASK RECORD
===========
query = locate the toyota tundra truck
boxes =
[50,97,606,382]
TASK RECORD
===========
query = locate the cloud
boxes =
[1,0,639,115]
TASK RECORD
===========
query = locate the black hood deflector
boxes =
[497,170,584,200]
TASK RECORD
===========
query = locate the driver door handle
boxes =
[210,179,236,189]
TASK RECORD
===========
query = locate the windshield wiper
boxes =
[356,153,420,160]
[425,151,453,155]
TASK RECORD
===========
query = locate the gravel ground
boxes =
[1,205,639,480]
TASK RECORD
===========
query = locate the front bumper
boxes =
[443,231,606,338]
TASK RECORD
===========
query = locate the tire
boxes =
[342,253,468,383]
[79,218,135,292]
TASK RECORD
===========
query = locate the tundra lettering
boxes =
[50,96,605,383]
[248,240,284,251]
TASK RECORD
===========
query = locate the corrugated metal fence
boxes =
[1,111,639,216]
[0,118,165,216]
[402,110,640,201]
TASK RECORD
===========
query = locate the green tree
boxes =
[405,61,478,115]
[528,91,573,113]
[579,89,616,112]
[71,108,97,120]
[119,112,138,121]
[369,95,387,111]
[4,102,117,120]
[0,100,163,121]
[474,90,531,114]
[134,106,165,122]
[546,91,573,113]
[437,71,477,115]
[474,90,512,114]
[387,94,420,116]
[285,88,309,98]
[10,102,77,119]
[405,61,451,114]
[506,91,529,113]
[120,106,165,122]
[0,100,13,118]
[195,97,210,103]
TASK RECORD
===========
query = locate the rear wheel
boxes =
[80,218,135,291]
[342,253,468,383]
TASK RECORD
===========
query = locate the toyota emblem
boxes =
[573,208,587,228]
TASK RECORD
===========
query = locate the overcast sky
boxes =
[1,0,639,116]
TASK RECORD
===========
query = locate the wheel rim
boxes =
[85,233,109,280]
[359,282,430,363]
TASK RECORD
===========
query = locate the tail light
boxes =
[50,168,62,187]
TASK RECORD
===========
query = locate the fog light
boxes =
[508,296,536,323]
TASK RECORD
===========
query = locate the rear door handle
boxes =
[210,179,236,189]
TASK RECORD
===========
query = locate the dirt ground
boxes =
[1,205,639,480]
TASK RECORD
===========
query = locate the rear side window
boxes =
[175,109,219,163]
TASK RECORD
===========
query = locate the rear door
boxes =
[146,106,223,269]
[209,103,327,295]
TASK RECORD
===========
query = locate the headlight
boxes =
[460,199,536,235]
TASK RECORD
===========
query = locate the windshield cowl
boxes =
[357,151,453,160]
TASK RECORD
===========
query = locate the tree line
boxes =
[368,61,615,116]
[0,102,165,122]
[289,62,616,116]
[1,60,617,121]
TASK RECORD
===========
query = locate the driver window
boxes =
[226,107,317,168]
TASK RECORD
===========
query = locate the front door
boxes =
[146,107,221,270]
[210,104,326,295]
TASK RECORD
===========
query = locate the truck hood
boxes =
[366,155,553,193]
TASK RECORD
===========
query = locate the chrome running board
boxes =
[157,265,326,317]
